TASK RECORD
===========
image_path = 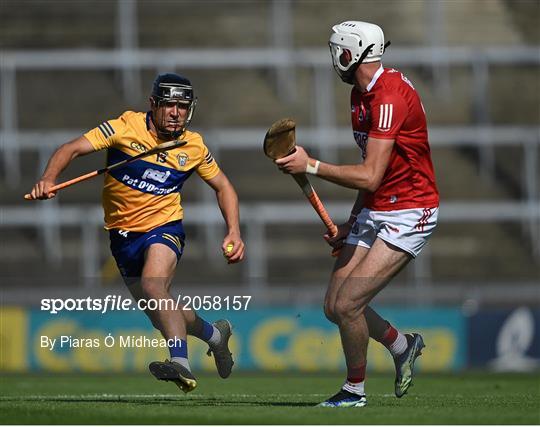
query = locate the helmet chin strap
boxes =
[340,41,391,84]
[162,129,184,140]
[150,110,185,141]
[339,43,375,85]
[151,98,197,141]
[159,122,185,140]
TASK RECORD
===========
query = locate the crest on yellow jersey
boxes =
[177,152,189,167]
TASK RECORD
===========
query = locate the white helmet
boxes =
[328,21,388,84]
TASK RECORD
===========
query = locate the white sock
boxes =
[389,332,408,357]
[171,356,191,371]
[207,326,221,347]
[342,380,365,396]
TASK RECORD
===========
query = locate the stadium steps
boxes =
[1,0,538,286]
[0,0,116,49]
[5,145,538,284]
[1,0,528,50]
[443,0,523,45]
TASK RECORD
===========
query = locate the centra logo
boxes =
[142,168,171,183]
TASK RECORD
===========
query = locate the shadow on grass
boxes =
[0,395,317,407]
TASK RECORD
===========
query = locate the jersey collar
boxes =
[366,65,384,92]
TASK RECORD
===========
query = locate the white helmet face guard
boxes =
[328,32,363,78]
[328,21,386,83]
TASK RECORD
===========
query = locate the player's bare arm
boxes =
[275,137,394,192]
[29,136,94,199]
[205,171,245,263]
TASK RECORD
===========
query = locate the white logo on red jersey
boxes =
[353,131,368,159]
[378,104,393,131]
[401,73,415,89]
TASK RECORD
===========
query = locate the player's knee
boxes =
[334,298,354,323]
[324,302,338,324]
[334,297,367,324]
[140,278,164,299]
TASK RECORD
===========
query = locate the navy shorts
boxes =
[109,220,185,280]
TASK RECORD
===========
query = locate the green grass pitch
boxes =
[1,372,538,424]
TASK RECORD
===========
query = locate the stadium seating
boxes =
[1,0,538,298]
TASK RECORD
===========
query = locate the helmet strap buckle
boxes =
[340,43,375,85]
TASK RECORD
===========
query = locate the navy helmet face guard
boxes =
[155,84,193,104]
[151,73,197,139]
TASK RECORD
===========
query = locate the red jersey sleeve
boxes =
[368,92,408,139]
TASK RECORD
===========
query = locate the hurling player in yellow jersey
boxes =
[29,73,245,393]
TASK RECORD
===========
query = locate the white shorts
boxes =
[345,207,439,257]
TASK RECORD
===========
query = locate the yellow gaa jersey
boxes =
[84,111,220,232]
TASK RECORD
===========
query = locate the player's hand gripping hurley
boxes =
[263,119,339,256]
[24,139,186,200]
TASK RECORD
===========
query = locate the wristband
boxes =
[306,159,320,175]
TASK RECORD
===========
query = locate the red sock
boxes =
[380,323,399,347]
[379,322,408,356]
[346,363,366,384]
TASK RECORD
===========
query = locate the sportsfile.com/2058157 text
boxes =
[40,294,252,314]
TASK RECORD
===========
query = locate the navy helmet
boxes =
[152,73,194,104]
[150,73,197,138]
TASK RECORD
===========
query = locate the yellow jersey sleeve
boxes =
[84,113,128,151]
[196,143,220,181]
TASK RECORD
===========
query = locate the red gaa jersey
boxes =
[351,66,439,210]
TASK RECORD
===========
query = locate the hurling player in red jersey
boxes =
[276,21,439,407]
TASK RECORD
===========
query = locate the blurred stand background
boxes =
[1,0,539,374]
